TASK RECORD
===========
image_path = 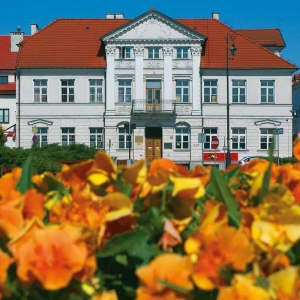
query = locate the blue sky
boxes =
[1,0,299,73]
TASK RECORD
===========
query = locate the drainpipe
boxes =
[103,69,107,153]
[200,71,204,165]
[16,68,21,147]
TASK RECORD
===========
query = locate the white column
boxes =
[163,47,173,102]
[134,46,144,100]
[105,45,116,115]
[191,45,202,115]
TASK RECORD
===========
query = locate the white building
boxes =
[16,10,297,168]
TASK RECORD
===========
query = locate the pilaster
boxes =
[163,46,173,101]
[134,46,144,100]
[191,45,202,115]
[105,45,116,115]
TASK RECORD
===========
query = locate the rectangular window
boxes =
[176,80,189,103]
[119,47,132,59]
[61,127,75,146]
[0,109,9,123]
[204,80,218,103]
[61,79,75,102]
[118,127,131,149]
[118,80,132,102]
[175,127,189,149]
[232,80,246,103]
[176,47,189,59]
[261,80,275,103]
[0,76,8,84]
[35,127,48,147]
[89,79,103,102]
[260,128,273,150]
[147,47,160,59]
[90,128,103,148]
[34,80,48,102]
[231,128,246,150]
[203,128,218,149]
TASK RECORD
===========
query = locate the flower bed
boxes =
[1,141,300,299]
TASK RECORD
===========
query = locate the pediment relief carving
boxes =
[102,11,207,42]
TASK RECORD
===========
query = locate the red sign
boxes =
[211,136,219,149]
[203,152,239,162]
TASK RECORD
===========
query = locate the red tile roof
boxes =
[0,36,18,69]
[235,28,285,47]
[16,16,297,70]
[0,82,16,94]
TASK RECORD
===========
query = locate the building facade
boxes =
[16,10,297,168]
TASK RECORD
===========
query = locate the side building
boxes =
[16,10,297,168]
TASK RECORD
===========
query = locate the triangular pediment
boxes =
[101,10,207,42]
[254,119,281,126]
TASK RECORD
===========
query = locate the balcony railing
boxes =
[132,99,176,115]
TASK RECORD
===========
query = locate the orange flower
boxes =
[217,274,270,300]
[148,158,178,176]
[0,249,14,299]
[11,225,88,290]
[136,253,193,300]
[92,290,118,300]
[0,203,23,238]
[185,225,254,290]
[22,188,45,221]
[293,138,300,161]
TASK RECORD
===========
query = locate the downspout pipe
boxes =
[16,68,21,147]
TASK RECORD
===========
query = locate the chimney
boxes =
[106,13,124,19]
[212,12,220,20]
[10,26,24,52]
[31,24,39,35]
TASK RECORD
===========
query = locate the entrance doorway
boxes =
[145,126,162,165]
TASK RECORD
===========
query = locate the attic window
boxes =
[0,76,8,84]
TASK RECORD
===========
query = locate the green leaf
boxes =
[257,160,272,205]
[156,279,191,295]
[97,229,160,265]
[209,167,241,227]
[16,157,34,194]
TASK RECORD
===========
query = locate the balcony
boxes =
[132,99,176,117]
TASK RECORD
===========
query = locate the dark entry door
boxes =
[145,126,162,165]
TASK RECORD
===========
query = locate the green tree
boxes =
[0,125,6,146]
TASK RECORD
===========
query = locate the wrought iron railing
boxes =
[132,99,176,114]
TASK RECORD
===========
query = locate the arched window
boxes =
[175,122,190,149]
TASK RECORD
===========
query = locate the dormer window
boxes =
[0,76,8,84]
[118,47,132,59]
[176,47,189,59]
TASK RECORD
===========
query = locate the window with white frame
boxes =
[61,127,75,146]
[176,80,189,103]
[203,128,218,149]
[118,80,132,102]
[119,47,132,59]
[118,127,131,149]
[0,109,9,123]
[231,128,246,150]
[90,128,103,148]
[260,128,274,150]
[204,80,218,103]
[89,79,103,102]
[34,80,47,103]
[261,80,275,103]
[176,47,189,59]
[147,47,160,59]
[35,128,48,147]
[175,126,190,149]
[0,76,8,84]
[232,80,246,103]
[61,79,75,102]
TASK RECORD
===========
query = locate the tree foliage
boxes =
[0,125,6,147]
